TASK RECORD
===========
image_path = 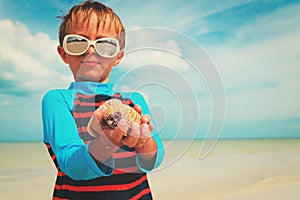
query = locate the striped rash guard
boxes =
[42,82,164,200]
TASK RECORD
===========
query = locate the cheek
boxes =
[103,57,119,67]
[68,58,82,73]
[100,59,114,69]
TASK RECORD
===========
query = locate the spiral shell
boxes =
[99,99,141,135]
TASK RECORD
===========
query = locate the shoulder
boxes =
[42,89,73,110]
[42,89,70,102]
[120,92,146,104]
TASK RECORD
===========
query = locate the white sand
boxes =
[1,139,300,200]
[150,139,300,200]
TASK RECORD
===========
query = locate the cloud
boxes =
[0,100,13,106]
[113,0,253,34]
[188,1,300,45]
[122,49,190,72]
[231,2,300,45]
[206,5,300,122]
[226,80,300,122]
[118,27,197,74]
[0,19,72,97]
[112,26,224,134]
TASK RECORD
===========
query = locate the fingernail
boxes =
[130,122,140,137]
[109,130,114,138]
[119,118,126,126]
[118,118,127,132]
[142,124,149,132]
[132,122,139,129]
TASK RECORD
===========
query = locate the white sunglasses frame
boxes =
[62,34,120,58]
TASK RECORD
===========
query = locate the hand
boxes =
[88,104,157,154]
[87,108,126,164]
[131,105,157,155]
[87,107,124,147]
[133,104,154,131]
[88,104,158,167]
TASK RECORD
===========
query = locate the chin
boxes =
[76,73,103,82]
[79,73,109,82]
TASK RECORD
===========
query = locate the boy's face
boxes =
[57,13,124,82]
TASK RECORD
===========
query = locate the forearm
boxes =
[136,138,157,160]
[136,137,158,170]
[87,114,120,165]
[126,92,165,171]
[89,134,119,166]
[42,90,115,180]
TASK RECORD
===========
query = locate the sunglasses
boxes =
[63,34,120,58]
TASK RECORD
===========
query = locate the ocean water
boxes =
[1,139,300,200]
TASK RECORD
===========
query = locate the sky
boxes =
[0,0,300,141]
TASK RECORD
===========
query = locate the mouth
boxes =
[81,60,100,67]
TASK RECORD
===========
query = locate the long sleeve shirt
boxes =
[42,81,164,200]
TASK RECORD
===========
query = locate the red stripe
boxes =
[84,140,91,144]
[53,197,69,200]
[73,112,94,118]
[55,175,147,192]
[113,151,136,159]
[113,166,139,175]
[57,171,67,177]
[130,188,151,200]
[73,98,133,107]
[112,93,122,98]
[74,100,104,107]
[51,154,56,161]
[75,94,96,99]
[77,126,88,133]
[121,99,133,105]
[76,126,89,133]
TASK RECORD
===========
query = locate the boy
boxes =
[42,1,164,199]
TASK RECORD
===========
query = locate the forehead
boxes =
[68,12,119,38]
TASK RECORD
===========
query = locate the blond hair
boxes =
[58,0,125,49]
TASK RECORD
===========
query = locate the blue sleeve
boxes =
[124,92,165,172]
[42,90,113,180]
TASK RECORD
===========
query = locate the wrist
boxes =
[136,140,158,171]
[136,138,157,159]
[89,134,119,163]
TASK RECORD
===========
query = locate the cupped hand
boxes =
[88,104,156,152]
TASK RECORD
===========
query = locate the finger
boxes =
[121,122,140,148]
[117,118,128,133]
[93,109,110,134]
[140,123,151,138]
[148,122,155,132]
[141,114,150,124]
[109,129,124,144]
[87,115,99,138]
[88,112,105,137]
[110,118,127,143]
[94,107,105,121]
[134,104,142,115]
[135,124,152,150]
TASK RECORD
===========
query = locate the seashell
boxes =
[99,99,141,136]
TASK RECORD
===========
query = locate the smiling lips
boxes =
[81,60,100,67]
[81,53,102,67]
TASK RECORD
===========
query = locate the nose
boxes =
[86,44,97,54]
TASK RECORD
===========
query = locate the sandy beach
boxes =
[1,139,300,200]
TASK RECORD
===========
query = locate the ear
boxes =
[57,45,69,64]
[113,50,124,67]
